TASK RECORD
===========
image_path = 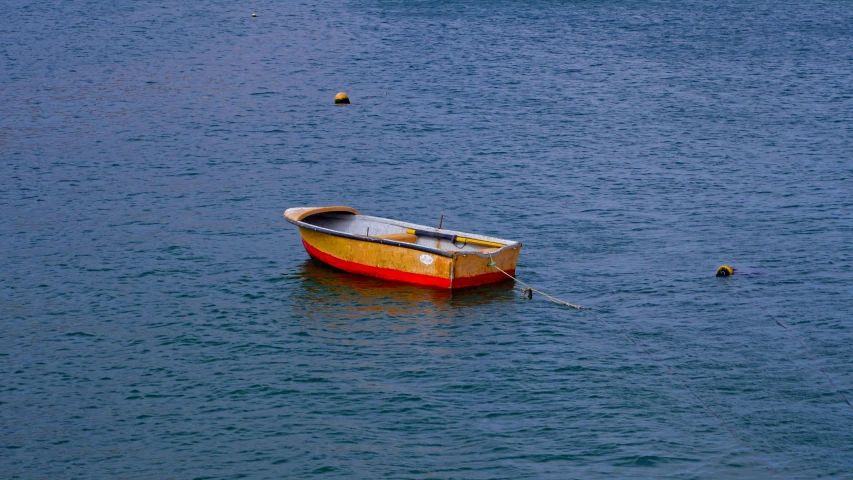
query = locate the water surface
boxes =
[2,1,852,478]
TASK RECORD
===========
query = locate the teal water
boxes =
[2,1,852,478]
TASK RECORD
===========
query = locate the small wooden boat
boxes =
[284,206,522,289]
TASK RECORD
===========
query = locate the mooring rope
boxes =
[488,259,782,477]
[488,260,584,310]
[725,279,853,412]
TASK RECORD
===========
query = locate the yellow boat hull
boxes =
[285,207,521,289]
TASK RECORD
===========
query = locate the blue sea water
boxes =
[2,0,852,478]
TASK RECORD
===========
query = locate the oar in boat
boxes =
[404,229,504,249]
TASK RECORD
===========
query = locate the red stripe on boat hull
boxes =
[451,270,515,288]
[301,239,514,289]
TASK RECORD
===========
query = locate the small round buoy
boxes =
[334,92,350,104]
[252,13,257,17]
[716,265,734,277]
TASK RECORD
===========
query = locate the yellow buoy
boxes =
[334,92,350,104]
[716,265,734,277]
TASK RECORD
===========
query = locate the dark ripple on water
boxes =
[2,0,852,478]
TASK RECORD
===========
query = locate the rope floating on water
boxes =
[487,259,584,310]
[488,258,782,477]
[725,278,853,412]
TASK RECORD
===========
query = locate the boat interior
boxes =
[300,212,510,254]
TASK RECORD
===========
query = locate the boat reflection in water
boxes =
[291,259,518,328]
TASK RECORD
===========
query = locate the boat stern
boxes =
[451,243,521,288]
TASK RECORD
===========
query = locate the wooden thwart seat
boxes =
[375,233,417,243]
